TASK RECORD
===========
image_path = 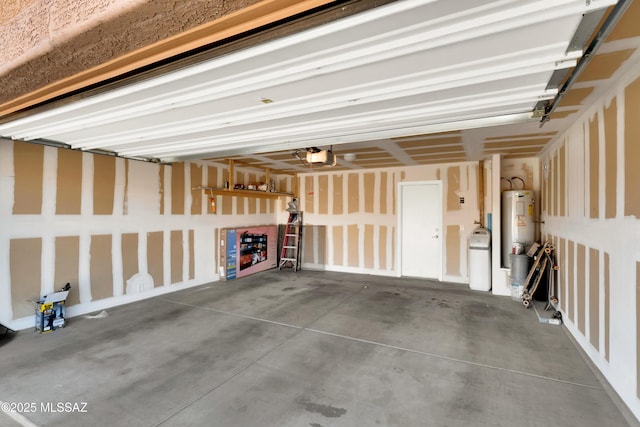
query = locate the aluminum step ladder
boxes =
[279,211,303,271]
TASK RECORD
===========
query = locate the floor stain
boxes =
[298,398,347,418]
[282,287,296,291]
[464,302,493,318]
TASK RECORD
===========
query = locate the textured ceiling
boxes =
[0,0,264,105]
[0,0,639,172]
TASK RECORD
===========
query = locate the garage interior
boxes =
[1,0,640,425]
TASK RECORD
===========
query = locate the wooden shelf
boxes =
[206,188,294,199]
[192,159,298,200]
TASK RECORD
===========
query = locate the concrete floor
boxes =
[0,270,633,427]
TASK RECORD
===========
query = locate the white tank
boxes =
[501,190,535,268]
[469,228,491,291]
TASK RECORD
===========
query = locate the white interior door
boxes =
[399,181,442,279]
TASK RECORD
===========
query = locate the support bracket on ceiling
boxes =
[540,0,633,126]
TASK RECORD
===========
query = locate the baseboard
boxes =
[562,326,640,427]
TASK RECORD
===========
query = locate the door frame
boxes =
[397,180,443,281]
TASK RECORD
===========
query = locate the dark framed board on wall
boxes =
[219,225,278,281]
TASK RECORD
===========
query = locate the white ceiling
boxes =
[0,0,616,163]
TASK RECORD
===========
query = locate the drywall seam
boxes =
[598,107,606,219]
[138,226,147,275]
[386,170,393,216]
[40,234,55,298]
[78,153,93,304]
[113,157,125,218]
[194,164,205,215]
[358,171,364,214]
[191,228,197,281]
[112,158,126,298]
[184,162,191,216]
[617,84,626,219]
[373,222,380,271]
[342,172,348,217]
[201,163,207,215]
[163,166,171,286]
[313,226,320,265]
[327,221,334,266]
[0,140,13,322]
[358,223,364,269]
[387,225,394,272]
[301,175,307,213]
[559,145,566,217]
[183,165,191,284]
[588,247,599,350]
[604,252,610,361]
[342,221,348,267]
[182,228,189,283]
[560,237,566,314]
[314,174,319,215]
[588,113,599,218]
[164,163,172,217]
[40,147,56,297]
[137,229,149,274]
[112,232,124,298]
[163,225,171,287]
[327,171,334,217]
[81,152,92,216]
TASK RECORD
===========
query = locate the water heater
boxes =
[501,190,535,268]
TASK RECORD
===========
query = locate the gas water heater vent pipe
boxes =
[510,176,525,189]
[501,177,513,190]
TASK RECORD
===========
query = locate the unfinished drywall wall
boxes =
[12,141,43,214]
[540,52,640,421]
[9,237,41,318]
[56,148,82,214]
[0,141,280,330]
[302,225,327,269]
[625,76,640,218]
[93,154,116,215]
[54,235,80,305]
[293,161,482,283]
